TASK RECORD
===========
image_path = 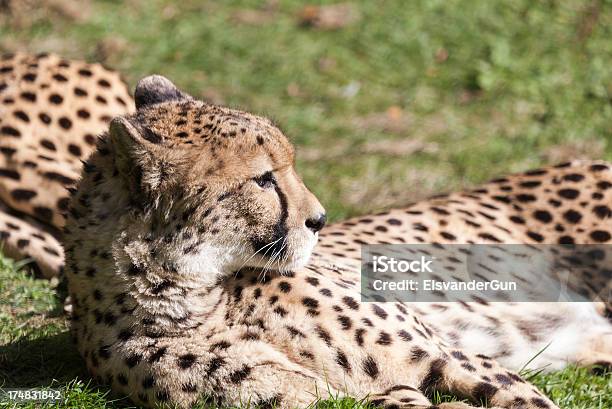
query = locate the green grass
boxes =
[0,0,611,407]
[2,0,611,219]
[1,258,610,408]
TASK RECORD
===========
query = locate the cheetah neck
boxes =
[118,231,236,337]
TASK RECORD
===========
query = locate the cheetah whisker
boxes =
[263,236,287,276]
[274,237,290,274]
[236,237,283,274]
[256,237,284,282]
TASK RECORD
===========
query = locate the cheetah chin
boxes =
[242,232,320,272]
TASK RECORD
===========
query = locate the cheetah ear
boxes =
[134,75,192,110]
[109,116,159,159]
[110,117,166,201]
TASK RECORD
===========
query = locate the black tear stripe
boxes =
[249,181,289,257]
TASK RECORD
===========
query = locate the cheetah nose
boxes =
[305,213,326,233]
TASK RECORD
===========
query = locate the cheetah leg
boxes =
[367,385,501,409]
[432,351,559,409]
[575,352,612,374]
[212,361,335,409]
[0,207,64,278]
[368,384,432,407]
[139,342,338,409]
[575,329,612,372]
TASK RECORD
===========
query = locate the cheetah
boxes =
[60,76,609,409]
[0,55,609,408]
[0,52,132,277]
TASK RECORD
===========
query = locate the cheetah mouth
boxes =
[244,232,316,271]
[250,235,288,260]
[248,220,290,262]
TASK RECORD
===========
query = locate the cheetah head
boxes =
[107,76,325,285]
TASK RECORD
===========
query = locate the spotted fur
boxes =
[0,56,610,408]
[0,52,132,276]
[62,76,610,409]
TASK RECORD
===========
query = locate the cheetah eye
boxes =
[253,171,276,189]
